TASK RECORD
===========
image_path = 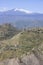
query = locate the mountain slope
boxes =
[0,28,43,60]
[0,8,43,28]
[0,23,19,40]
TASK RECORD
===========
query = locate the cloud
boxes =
[15,8,32,14]
[0,7,8,12]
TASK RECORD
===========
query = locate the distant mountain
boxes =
[0,8,43,28]
[0,8,32,15]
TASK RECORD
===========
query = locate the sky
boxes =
[0,0,43,13]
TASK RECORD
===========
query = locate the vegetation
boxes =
[0,24,43,60]
[0,23,19,40]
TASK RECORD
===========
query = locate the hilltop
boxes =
[0,25,43,65]
[0,27,43,59]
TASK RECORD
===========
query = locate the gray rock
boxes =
[21,53,40,65]
[0,53,43,65]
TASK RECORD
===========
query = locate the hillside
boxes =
[0,23,19,40]
[0,28,43,61]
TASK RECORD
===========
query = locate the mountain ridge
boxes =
[0,8,43,28]
[0,8,43,15]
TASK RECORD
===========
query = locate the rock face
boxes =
[0,53,43,65]
[0,58,19,65]
[21,53,40,65]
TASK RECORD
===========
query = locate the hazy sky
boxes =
[0,0,43,13]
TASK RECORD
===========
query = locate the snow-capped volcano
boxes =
[0,8,43,28]
[0,8,33,15]
[14,8,32,14]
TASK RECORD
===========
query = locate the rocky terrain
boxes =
[0,24,43,65]
[0,52,43,65]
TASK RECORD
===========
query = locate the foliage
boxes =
[0,28,43,60]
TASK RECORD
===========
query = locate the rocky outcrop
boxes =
[32,49,43,65]
[21,53,40,65]
[0,52,43,65]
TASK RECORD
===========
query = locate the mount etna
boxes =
[0,8,43,28]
